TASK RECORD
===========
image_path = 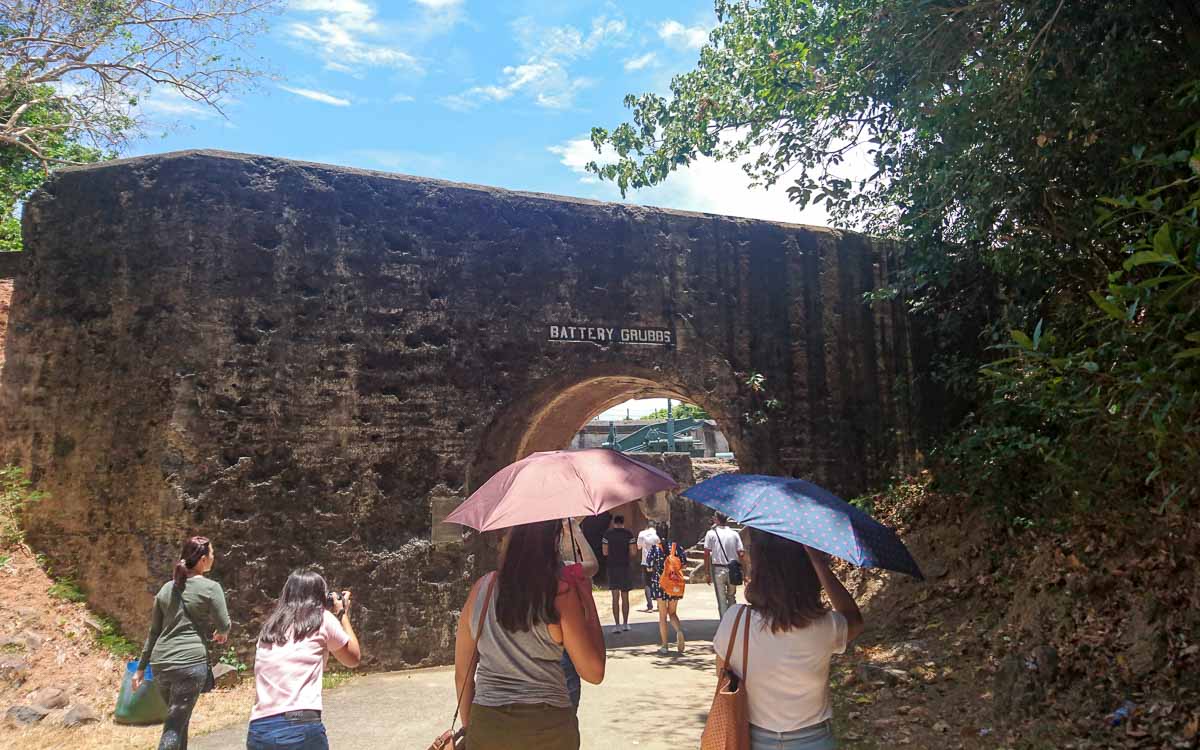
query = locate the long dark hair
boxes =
[495,520,562,633]
[173,536,211,592]
[745,529,826,633]
[258,569,329,646]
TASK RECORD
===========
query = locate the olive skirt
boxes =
[466,703,579,750]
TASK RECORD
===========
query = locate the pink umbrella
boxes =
[444,449,678,531]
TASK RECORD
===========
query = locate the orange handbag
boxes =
[659,542,686,598]
[701,605,751,750]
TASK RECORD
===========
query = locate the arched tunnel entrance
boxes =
[454,371,745,584]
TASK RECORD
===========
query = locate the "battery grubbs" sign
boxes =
[548,325,675,347]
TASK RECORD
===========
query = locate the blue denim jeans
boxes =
[246,713,329,750]
[560,652,581,709]
[749,721,836,750]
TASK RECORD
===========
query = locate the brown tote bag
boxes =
[428,572,498,750]
[701,604,752,750]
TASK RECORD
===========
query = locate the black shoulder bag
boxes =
[717,529,744,586]
[177,592,216,693]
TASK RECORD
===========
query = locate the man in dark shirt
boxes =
[602,515,637,632]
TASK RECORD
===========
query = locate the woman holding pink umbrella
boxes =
[453,520,604,749]
[440,449,677,749]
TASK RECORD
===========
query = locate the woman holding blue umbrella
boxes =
[712,530,863,750]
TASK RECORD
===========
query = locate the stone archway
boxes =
[453,368,745,565]
[0,150,941,669]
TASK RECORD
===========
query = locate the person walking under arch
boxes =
[246,569,362,749]
[601,515,637,632]
[636,520,660,613]
[704,512,745,619]
[454,519,606,749]
[712,531,864,750]
[134,536,231,750]
[645,522,688,655]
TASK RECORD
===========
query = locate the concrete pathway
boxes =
[195,586,738,749]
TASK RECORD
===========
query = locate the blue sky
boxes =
[128,0,850,228]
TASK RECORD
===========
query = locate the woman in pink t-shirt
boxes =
[247,570,362,750]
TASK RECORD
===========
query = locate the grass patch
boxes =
[219,646,249,674]
[1,465,45,547]
[48,578,86,602]
[322,670,355,690]
[92,615,139,658]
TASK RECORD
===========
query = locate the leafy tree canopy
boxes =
[591,0,1200,514]
[0,0,279,251]
[0,87,106,252]
[643,403,710,421]
[590,0,1200,313]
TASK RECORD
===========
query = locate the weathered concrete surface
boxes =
[0,150,938,669]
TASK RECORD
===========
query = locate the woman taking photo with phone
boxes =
[247,569,362,749]
[712,531,864,750]
[134,535,231,750]
[453,519,606,750]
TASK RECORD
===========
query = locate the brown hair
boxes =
[744,529,826,633]
[495,520,562,633]
[174,536,211,592]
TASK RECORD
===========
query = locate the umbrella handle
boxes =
[569,518,582,563]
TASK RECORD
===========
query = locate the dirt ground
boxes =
[0,537,256,750]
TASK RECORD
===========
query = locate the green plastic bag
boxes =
[113,661,168,725]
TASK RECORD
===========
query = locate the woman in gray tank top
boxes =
[454,519,606,750]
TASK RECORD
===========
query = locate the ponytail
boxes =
[173,536,212,592]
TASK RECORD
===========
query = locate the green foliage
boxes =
[592,1,1198,304]
[591,0,1200,519]
[0,86,108,252]
[643,403,710,421]
[0,465,44,547]
[942,104,1200,514]
[48,578,86,603]
[92,615,139,658]
[322,670,354,690]
[219,645,249,673]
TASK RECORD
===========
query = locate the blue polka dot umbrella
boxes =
[682,474,923,580]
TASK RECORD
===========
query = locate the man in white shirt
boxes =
[636,521,661,612]
[704,512,745,619]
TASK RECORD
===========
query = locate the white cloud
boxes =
[412,0,461,7]
[443,15,626,111]
[287,0,422,74]
[391,93,415,102]
[549,135,875,226]
[623,52,657,72]
[137,87,218,119]
[658,19,709,50]
[279,85,352,106]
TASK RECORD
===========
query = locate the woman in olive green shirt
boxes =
[134,536,231,750]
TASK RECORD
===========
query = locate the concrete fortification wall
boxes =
[0,150,935,668]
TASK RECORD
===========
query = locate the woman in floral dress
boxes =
[645,523,688,655]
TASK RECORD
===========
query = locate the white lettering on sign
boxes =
[547,325,675,348]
